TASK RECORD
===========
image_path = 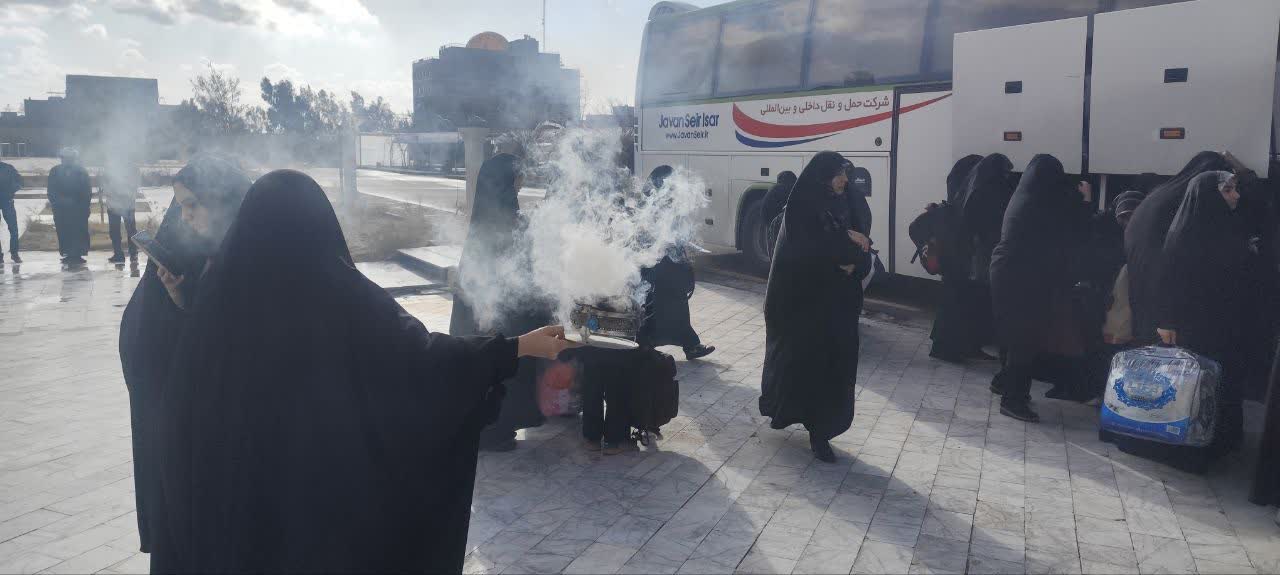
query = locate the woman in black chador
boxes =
[1125,152,1232,345]
[1129,171,1250,469]
[117,155,249,556]
[760,151,871,462]
[638,166,715,359]
[151,170,573,574]
[931,154,1011,362]
[450,153,554,451]
[989,155,1092,422]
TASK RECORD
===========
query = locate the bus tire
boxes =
[742,198,771,274]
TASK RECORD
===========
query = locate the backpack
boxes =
[907,201,953,275]
[627,348,678,445]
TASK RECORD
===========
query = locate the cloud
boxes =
[110,0,178,24]
[0,24,47,44]
[263,61,303,82]
[109,0,261,26]
[272,0,316,14]
[185,0,257,24]
[0,3,51,25]
[0,0,76,7]
[104,0,372,30]
[67,3,90,19]
[81,23,108,38]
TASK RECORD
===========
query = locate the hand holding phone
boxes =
[131,230,183,277]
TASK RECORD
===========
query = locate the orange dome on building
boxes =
[465,32,509,51]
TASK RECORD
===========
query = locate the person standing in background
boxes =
[103,159,140,264]
[638,166,715,360]
[989,155,1093,422]
[931,154,1008,362]
[0,159,21,263]
[1125,152,1233,345]
[47,148,92,266]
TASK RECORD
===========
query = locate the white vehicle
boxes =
[635,0,1280,278]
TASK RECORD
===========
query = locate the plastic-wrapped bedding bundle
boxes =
[1101,346,1221,446]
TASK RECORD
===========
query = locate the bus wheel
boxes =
[742,199,771,274]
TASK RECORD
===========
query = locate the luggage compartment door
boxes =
[952,17,1088,173]
[1090,0,1280,175]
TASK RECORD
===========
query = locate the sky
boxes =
[0,0,720,116]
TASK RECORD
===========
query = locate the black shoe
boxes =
[108,253,126,264]
[989,381,1004,396]
[999,401,1040,423]
[9,253,20,263]
[810,436,837,463]
[684,344,715,360]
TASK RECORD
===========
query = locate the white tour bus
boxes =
[635,0,1280,278]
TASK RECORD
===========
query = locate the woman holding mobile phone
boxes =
[117,155,251,557]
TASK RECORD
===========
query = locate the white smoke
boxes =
[456,126,707,329]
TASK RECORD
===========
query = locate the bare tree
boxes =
[190,63,247,134]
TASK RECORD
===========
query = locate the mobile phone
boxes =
[131,231,183,276]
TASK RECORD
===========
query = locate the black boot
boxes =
[810,435,836,463]
[929,343,967,363]
[999,400,1040,423]
[9,253,20,263]
[684,344,715,360]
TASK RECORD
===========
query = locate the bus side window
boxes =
[642,15,718,102]
[806,0,930,89]
[715,0,808,96]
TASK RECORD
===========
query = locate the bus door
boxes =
[889,83,953,279]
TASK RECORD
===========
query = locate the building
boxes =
[0,74,167,161]
[412,33,581,133]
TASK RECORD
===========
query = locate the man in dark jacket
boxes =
[0,159,21,263]
[47,148,92,265]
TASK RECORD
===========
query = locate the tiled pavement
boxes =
[2,250,1279,574]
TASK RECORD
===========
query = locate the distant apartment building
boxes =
[412,32,581,133]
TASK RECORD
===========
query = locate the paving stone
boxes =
[5,254,1280,575]
[851,541,913,575]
